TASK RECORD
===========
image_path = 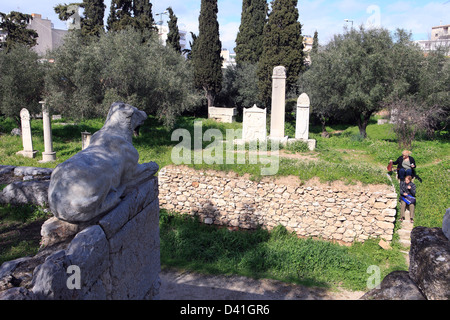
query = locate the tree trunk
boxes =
[205,90,215,117]
[357,114,371,139]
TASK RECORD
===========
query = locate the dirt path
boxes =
[159,269,365,300]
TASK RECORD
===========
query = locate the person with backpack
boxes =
[400,175,416,223]
[389,150,416,181]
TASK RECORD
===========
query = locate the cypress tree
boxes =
[82,0,106,37]
[235,0,267,64]
[257,0,305,107]
[312,30,319,55]
[166,7,181,53]
[133,0,155,33]
[193,0,222,109]
[107,0,133,31]
[0,11,38,51]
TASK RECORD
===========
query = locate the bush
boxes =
[0,45,45,125]
[45,28,202,127]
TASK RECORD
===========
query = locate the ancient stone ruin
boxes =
[16,108,37,159]
[361,208,450,300]
[0,102,161,300]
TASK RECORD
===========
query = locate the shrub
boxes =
[45,28,202,127]
[0,45,45,125]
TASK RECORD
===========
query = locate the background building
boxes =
[416,23,450,56]
[220,49,236,68]
[303,35,313,65]
[26,13,68,56]
[155,22,187,52]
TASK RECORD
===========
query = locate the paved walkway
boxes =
[398,209,414,266]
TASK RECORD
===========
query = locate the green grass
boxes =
[1,114,448,227]
[160,210,407,291]
[1,114,448,292]
[0,204,52,265]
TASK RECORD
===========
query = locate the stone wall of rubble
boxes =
[159,166,397,244]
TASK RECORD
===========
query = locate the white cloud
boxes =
[220,21,240,51]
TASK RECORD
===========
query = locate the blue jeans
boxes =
[398,168,412,180]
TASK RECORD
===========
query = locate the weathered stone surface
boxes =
[360,271,426,300]
[241,105,267,141]
[99,176,158,239]
[409,227,450,300]
[40,217,81,247]
[48,102,158,223]
[16,108,37,159]
[0,165,16,175]
[66,225,109,299]
[159,166,396,244]
[108,198,160,300]
[0,180,50,207]
[0,287,34,300]
[31,250,72,300]
[443,208,450,241]
[13,166,53,177]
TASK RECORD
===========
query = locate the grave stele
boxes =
[269,66,287,141]
[40,101,56,162]
[16,108,37,158]
[242,104,267,141]
[295,93,310,140]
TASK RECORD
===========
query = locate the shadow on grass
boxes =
[159,210,367,290]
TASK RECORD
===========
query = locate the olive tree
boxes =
[45,28,201,127]
[0,45,45,125]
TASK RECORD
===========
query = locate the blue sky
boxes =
[2,0,450,52]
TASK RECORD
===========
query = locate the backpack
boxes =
[401,195,416,205]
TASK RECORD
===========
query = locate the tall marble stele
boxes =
[16,108,37,158]
[269,66,287,143]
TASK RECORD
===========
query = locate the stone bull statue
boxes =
[48,102,159,223]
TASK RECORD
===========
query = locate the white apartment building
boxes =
[220,49,236,68]
[416,23,450,56]
[155,22,187,52]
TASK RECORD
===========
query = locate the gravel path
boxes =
[159,269,365,300]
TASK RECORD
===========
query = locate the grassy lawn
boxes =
[0,114,448,291]
[160,210,407,291]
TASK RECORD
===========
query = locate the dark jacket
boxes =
[393,155,416,175]
[400,180,416,197]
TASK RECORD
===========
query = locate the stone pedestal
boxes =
[39,101,56,162]
[81,131,92,150]
[208,107,237,123]
[269,66,287,141]
[16,108,37,158]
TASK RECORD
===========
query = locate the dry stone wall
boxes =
[159,166,397,244]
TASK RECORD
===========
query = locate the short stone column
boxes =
[81,131,92,150]
[40,101,56,162]
[16,108,37,158]
[269,66,287,142]
[295,93,310,140]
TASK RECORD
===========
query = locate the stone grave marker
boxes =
[295,93,310,140]
[16,108,37,158]
[242,104,267,141]
[269,66,287,143]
